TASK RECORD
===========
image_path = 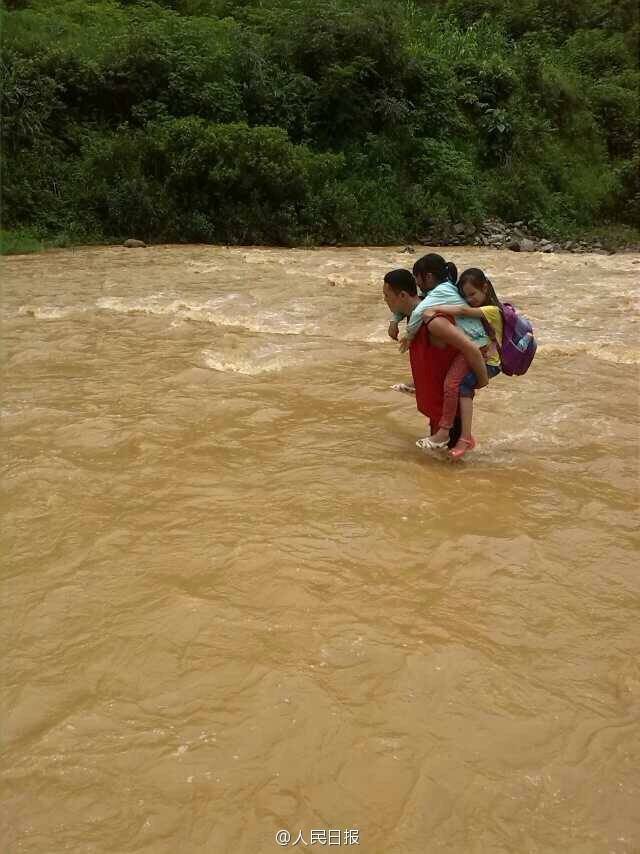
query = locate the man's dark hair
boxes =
[383,269,417,296]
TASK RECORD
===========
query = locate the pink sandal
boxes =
[448,436,476,460]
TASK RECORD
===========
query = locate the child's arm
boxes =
[399,300,432,347]
[398,301,469,352]
[423,303,486,319]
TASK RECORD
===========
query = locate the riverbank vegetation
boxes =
[1,0,638,251]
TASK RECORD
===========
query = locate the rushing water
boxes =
[2,245,639,854]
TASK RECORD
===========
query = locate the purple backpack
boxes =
[483,302,537,376]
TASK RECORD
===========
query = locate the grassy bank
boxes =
[3,225,639,257]
[0,228,107,255]
[0,229,44,255]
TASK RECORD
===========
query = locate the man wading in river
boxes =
[382,269,489,454]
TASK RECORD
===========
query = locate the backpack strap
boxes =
[480,314,496,342]
[480,306,503,359]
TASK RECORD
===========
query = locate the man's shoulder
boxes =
[426,314,456,330]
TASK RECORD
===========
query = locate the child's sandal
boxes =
[448,436,476,460]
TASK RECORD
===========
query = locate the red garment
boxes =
[409,316,459,431]
[441,352,471,429]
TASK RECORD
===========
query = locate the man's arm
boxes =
[388,309,407,340]
[428,317,489,388]
[405,302,428,340]
[399,303,447,353]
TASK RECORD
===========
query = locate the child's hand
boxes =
[398,335,409,353]
[388,320,399,341]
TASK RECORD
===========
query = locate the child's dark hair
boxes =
[457,268,501,306]
[412,253,458,285]
[384,269,417,296]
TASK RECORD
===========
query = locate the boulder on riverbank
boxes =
[123,239,146,248]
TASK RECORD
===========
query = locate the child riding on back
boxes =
[420,268,504,459]
[398,254,488,350]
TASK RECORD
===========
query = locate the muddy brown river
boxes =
[2,245,639,854]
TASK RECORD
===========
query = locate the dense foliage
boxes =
[1,0,638,247]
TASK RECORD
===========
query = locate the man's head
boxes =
[383,269,418,315]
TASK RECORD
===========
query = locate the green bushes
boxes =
[66,120,354,243]
[66,119,453,244]
[1,0,638,248]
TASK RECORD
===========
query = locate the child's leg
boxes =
[449,366,500,458]
[448,371,478,458]
[459,396,474,440]
[449,371,478,460]
[429,354,470,443]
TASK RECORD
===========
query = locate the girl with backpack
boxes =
[420,267,536,460]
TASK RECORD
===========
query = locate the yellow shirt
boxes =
[481,306,503,367]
